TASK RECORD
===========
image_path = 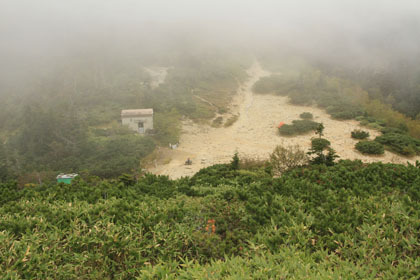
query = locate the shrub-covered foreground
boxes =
[1,160,420,279]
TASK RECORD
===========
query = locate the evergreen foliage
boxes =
[308,137,339,166]
[230,152,240,171]
[315,123,325,138]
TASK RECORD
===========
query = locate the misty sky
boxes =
[1,0,420,72]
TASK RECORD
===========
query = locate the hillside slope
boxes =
[148,62,420,179]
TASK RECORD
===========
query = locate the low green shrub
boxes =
[299,112,313,120]
[351,129,369,139]
[269,144,308,175]
[212,116,223,127]
[279,120,320,136]
[224,115,239,127]
[355,141,384,155]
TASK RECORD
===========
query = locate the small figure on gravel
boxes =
[185,158,192,165]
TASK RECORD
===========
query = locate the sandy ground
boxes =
[148,62,420,179]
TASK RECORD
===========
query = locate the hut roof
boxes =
[121,109,153,117]
[56,173,78,179]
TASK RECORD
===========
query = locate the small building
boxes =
[121,109,154,134]
[57,173,78,184]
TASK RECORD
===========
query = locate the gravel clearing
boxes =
[148,62,420,179]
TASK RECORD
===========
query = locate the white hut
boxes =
[121,109,154,134]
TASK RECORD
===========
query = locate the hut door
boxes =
[138,122,145,133]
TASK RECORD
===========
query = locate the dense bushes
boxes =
[362,98,420,139]
[351,129,369,139]
[279,120,320,136]
[85,135,156,178]
[352,118,420,156]
[369,124,420,156]
[326,104,365,120]
[375,133,420,156]
[1,160,419,278]
[381,126,408,135]
[355,140,384,155]
[254,63,420,139]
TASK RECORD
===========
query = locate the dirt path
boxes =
[145,67,169,89]
[193,95,218,108]
[148,62,420,179]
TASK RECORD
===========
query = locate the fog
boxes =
[2,0,420,181]
[1,0,420,88]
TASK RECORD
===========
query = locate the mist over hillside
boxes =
[2,1,420,116]
[1,1,420,278]
[0,0,420,177]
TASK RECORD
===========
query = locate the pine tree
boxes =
[231,152,239,170]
